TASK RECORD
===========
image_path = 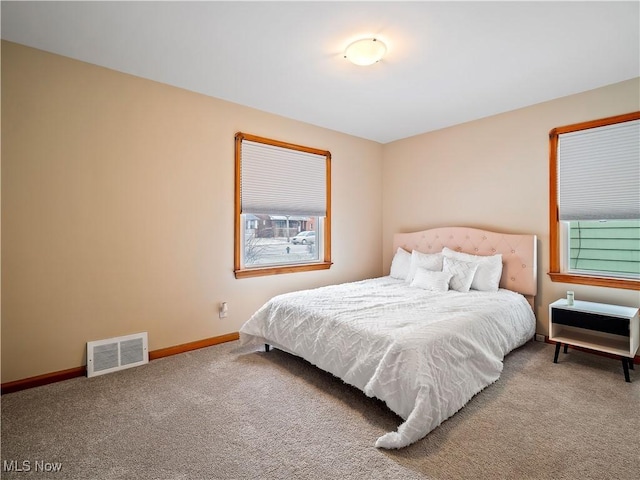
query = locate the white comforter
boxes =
[239,276,535,449]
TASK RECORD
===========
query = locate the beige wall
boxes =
[1,42,383,383]
[382,78,640,335]
[3,40,639,384]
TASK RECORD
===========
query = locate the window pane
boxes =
[567,219,640,279]
[242,214,321,267]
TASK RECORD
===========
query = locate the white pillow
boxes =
[442,247,503,292]
[406,250,444,284]
[389,248,412,280]
[443,257,479,293]
[410,267,452,292]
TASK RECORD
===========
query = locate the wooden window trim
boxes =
[548,111,640,291]
[234,132,332,279]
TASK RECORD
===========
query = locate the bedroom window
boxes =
[234,132,331,278]
[549,112,640,290]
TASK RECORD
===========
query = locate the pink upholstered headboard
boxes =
[393,227,537,301]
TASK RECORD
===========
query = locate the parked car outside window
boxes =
[291,231,315,245]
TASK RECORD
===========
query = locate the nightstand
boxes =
[549,299,639,382]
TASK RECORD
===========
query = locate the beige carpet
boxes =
[1,339,638,480]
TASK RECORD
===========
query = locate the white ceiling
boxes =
[2,1,639,144]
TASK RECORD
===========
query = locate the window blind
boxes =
[558,119,640,221]
[240,140,327,217]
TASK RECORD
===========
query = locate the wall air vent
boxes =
[87,332,148,378]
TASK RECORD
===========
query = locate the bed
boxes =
[239,226,537,449]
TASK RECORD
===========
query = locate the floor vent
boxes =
[87,332,148,378]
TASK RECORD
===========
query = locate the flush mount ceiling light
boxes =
[344,38,387,66]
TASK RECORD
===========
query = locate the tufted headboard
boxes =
[393,226,537,304]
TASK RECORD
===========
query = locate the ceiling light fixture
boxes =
[344,38,387,66]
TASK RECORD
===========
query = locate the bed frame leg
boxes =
[265,344,270,352]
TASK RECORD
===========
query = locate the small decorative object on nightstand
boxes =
[566,291,574,306]
[549,299,639,382]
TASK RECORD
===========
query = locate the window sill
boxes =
[235,262,332,279]
[548,272,640,291]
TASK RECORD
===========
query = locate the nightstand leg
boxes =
[629,358,634,370]
[265,344,270,352]
[622,358,631,383]
[563,344,568,354]
[554,343,561,363]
